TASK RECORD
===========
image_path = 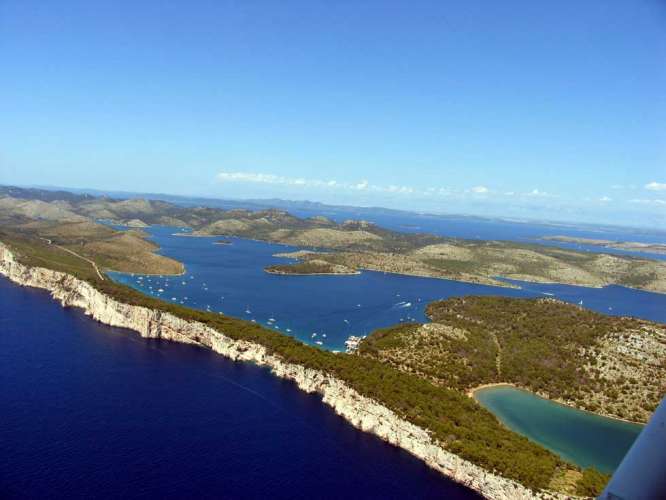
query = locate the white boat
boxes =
[344,335,364,353]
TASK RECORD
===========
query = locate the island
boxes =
[265,259,359,276]
[2,185,666,293]
[543,235,666,255]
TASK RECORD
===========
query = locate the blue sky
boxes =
[1,1,665,227]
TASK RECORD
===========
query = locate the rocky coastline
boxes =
[0,242,563,500]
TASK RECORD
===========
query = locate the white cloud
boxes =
[216,171,419,196]
[599,196,612,202]
[354,180,369,190]
[217,172,285,184]
[526,188,556,198]
[630,198,666,206]
[645,181,666,191]
[214,171,578,205]
[217,171,337,189]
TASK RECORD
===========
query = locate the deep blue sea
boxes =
[0,277,477,499]
[110,226,666,351]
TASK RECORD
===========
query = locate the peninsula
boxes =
[358,296,665,424]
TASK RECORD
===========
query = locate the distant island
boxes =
[543,235,666,255]
[2,185,666,293]
[265,259,359,276]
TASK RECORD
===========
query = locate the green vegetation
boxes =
[359,322,499,388]
[360,296,666,423]
[265,260,357,275]
[576,468,611,497]
[420,257,480,275]
[2,231,572,492]
[0,219,182,275]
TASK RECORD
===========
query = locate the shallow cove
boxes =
[474,386,643,474]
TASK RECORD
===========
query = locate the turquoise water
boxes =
[474,386,643,473]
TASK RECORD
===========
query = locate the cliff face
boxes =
[0,243,548,500]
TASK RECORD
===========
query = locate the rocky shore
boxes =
[0,242,564,500]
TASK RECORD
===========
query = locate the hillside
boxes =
[358,296,666,423]
[0,219,182,276]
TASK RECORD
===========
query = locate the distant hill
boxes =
[3,184,666,292]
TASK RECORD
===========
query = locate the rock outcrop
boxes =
[0,242,554,500]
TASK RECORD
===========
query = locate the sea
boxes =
[0,277,476,499]
[109,225,666,352]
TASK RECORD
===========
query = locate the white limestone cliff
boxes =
[0,242,561,500]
